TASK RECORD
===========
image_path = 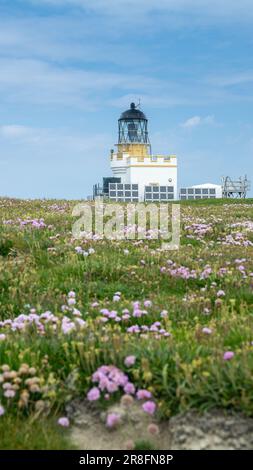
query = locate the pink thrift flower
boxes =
[125,439,135,450]
[68,291,76,298]
[0,334,6,341]
[223,351,234,361]
[217,290,225,297]
[144,300,152,308]
[124,382,135,395]
[87,387,100,401]
[133,301,140,309]
[142,401,156,415]
[0,405,5,416]
[4,389,15,398]
[106,381,119,393]
[113,295,121,302]
[202,327,212,335]
[58,417,70,427]
[160,310,168,318]
[147,423,160,435]
[133,309,143,318]
[124,355,136,367]
[106,413,121,428]
[136,389,152,400]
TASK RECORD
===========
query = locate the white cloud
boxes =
[26,0,253,23]
[0,123,112,198]
[0,125,32,138]
[0,6,252,113]
[181,115,215,129]
[0,57,165,109]
[0,125,50,144]
[206,72,253,87]
[0,124,110,151]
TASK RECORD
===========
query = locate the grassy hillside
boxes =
[0,198,253,449]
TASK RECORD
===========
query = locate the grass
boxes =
[134,440,155,450]
[0,415,74,450]
[0,197,253,449]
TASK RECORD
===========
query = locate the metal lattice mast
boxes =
[221,175,250,198]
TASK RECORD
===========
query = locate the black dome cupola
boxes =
[118,102,150,145]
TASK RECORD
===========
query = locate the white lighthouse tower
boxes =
[108,103,177,202]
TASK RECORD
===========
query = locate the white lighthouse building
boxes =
[93,103,178,202]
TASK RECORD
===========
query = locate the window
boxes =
[181,189,186,194]
[188,189,194,194]
[132,184,138,190]
[153,186,159,192]
[167,194,174,199]
[110,191,116,197]
[160,186,167,192]
[125,184,131,190]
[153,193,159,199]
[118,191,124,197]
[133,191,138,197]
[202,189,208,194]
[167,186,174,192]
[118,184,123,190]
[125,191,131,197]
[110,184,116,190]
[145,193,152,200]
[145,186,152,192]
[209,189,216,195]
[195,189,201,194]
[161,194,167,200]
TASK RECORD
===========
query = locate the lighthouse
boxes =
[93,103,178,202]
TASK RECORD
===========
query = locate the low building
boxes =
[179,183,222,200]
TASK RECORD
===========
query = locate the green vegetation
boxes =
[0,197,253,449]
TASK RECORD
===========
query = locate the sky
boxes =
[0,0,253,199]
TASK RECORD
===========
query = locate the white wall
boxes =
[128,166,177,201]
[111,154,178,201]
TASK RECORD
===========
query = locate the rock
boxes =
[67,401,253,450]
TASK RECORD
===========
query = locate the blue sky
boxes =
[0,0,253,198]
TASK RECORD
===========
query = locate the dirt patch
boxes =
[67,401,253,450]
[168,410,253,450]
